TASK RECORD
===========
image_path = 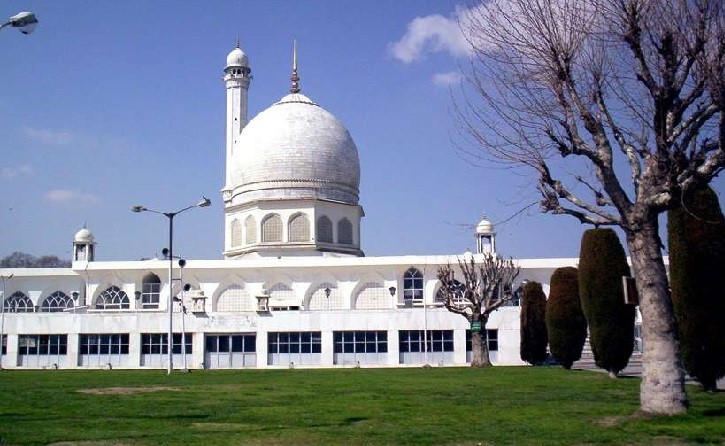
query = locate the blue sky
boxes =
[2,1,722,262]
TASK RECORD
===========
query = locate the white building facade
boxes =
[0,43,578,370]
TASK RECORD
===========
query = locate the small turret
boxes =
[475,218,496,255]
[73,227,96,261]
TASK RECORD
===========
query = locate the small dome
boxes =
[226,47,249,68]
[74,228,95,244]
[230,92,360,205]
[475,218,494,235]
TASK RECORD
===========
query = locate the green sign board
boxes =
[470,321,482,332]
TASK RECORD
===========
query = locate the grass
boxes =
[0,367,723,445]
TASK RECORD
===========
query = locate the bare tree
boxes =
[457,0,723,415]
[437,254,519,367]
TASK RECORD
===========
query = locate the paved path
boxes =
[573,352,725,390]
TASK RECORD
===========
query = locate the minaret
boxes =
[223,38,251,202]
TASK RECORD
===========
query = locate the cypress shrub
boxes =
[520,281,548,365]
[668,186,725,391]
[579,228,634,377]
[546,267,587,369]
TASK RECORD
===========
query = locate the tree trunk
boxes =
[470,317,492,367]
[626,219,689,415]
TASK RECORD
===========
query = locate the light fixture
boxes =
[1,12,38,34]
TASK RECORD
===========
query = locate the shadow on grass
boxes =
[144,414,210,420]
[702,407,725,417]
[342,417,368,424]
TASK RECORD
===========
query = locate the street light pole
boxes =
[132,197,210,375]
[1,273,14,370]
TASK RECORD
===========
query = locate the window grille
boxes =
[230,219,242,246]
[354,283,390,309]
[95,286,130,310]
[337,218,353,244]
[289,214,310,242]
[261,214,282,242]
[316,216,333,243]
[40,291,73,312]
[216,284,254,312]
[245,215,257,244]
[4,291,34,313]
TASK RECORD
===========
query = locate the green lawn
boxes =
[0,367,723,445]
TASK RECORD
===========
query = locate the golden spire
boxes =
[290,39,300,94]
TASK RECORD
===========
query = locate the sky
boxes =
[1,1,723,262]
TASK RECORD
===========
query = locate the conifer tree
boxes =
[546,267,587,369]
[579,229,634,378]
[520,281,548,365]
[668,187,725,392]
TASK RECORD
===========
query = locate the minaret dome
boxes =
[226,47,249,71]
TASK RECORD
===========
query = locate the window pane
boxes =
[205,336,217,353]
[244,335,256,352]
[218,336,229,352]
[231,336,244,352]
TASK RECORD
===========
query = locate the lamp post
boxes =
[1,12,38,34]
[1,273,14,369]
[131,197,210,375]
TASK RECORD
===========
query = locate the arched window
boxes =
[230,219,242,247]
[337,218,353,245]
[261,214,282,242]
[40,291,73,312]
[4,291,34,313]
[317,216,333,243]
[141,273,161,309]
[95,286,130,310]
[245,215,257,244]
[289,213,310,242]
[403,268,424,302]
[216,283,254,312]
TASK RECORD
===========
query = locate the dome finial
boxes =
[235,35,240,49]
[290,39,300,94]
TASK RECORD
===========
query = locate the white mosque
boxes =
[0,43,577,370]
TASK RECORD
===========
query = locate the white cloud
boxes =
[432,71,462,86]
[389,7,473,63]
[22,126,73,145]
[1,164,33,180]
[44,189,99,206]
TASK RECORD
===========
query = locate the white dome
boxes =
[226,47,249,68]
[230,92,360,205]
[74,228,95,244]
[475,218,494,234]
